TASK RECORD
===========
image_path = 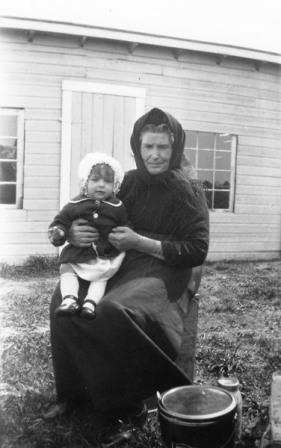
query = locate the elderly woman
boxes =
[45,108,209,428]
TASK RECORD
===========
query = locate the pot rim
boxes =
[158,385,236,421]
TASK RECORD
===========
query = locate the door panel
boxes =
[69,92,138,198]
[81,92,93,156]
[60,82,145,206]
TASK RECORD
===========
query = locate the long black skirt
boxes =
[50,251,192,414]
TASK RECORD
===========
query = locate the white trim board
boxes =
[60,81,145,208]
[60,88,72,209]
[62,81,145,99]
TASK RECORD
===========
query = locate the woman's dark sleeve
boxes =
[119,202,129,226]
[161,181,209,267]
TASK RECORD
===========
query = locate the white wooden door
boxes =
[60,81,145,206]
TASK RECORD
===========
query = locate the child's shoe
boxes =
[80,299,97,320]
[55,295,79,317]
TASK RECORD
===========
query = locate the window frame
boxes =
[184,130,237,212]
[0,108,24,209]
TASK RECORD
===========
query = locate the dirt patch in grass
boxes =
[0,258,280,447]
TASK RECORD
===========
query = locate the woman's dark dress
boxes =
[50,173,208,413]
[50,107,209,414]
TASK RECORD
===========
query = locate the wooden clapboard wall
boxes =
[0,29,280,262]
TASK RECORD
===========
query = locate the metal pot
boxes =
[157,385,237,448]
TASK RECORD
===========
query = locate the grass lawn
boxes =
[0,257,280,447]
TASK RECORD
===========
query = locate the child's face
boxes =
[86,164,114,200]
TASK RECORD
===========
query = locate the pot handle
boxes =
[156,391,162,404]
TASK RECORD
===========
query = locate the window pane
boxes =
[215,151,231,170]
[198,149,214,169]
[214,190,229,209]
[0,161,17,181]
[184,148,196,166]
[216,134,232,150]
[0,115,17,136]
[0,184,16,204]
[215,171,230,189]
[198,132,215,149]
[182,149,194,167]
[197,170,213,189]
[183,128,237,211]
[0,139,17,159]
[204,190,213,208]
[185,131,197,148]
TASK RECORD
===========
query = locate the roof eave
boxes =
[0,16,280,65]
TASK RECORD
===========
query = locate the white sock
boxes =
[85,281,107,305]
[60,272,79,298]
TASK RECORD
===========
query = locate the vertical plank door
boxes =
[60,82,145,206]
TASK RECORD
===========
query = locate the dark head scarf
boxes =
[130,107,186,180]
[128,108,199,207]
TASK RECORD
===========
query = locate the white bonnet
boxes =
[78,152,124,193]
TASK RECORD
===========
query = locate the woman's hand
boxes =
[108,226,140,251]
[68,219,99,247]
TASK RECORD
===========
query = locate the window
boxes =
[0,109,24,208]
[184,130,237,211]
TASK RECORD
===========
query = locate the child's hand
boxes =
[48,226,66,245]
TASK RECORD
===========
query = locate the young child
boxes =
[48,152,127,320]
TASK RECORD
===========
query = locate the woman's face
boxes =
[140,132,173,175]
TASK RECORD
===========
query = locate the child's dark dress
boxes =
[49,195,127,263]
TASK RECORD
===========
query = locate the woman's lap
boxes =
[51,271,186,355]
[50,259,191,412]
